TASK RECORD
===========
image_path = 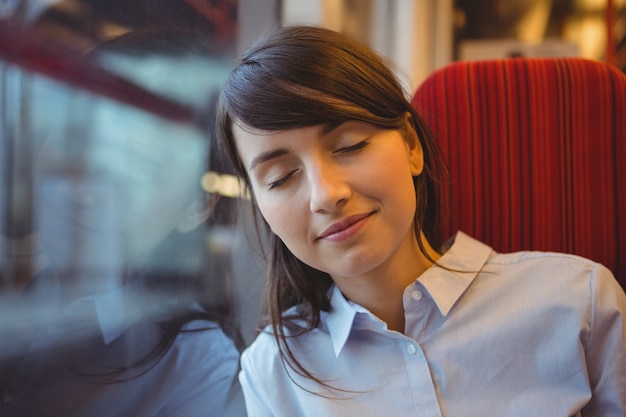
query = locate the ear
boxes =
[176,193,220,233]
[401,112,424,176]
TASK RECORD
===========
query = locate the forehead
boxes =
[232,118,326,144]
[231,122,318,167]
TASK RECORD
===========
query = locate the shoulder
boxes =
[239,327,286,403]
[479,250,624,318]
[447,233,619,301]
[241,326,278,366]
[488,249,599,268]
[240,326,282,373]
[240,321,333,379]
[485,249,615,287]
[449,232,615,289]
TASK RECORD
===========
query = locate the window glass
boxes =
[0,2,247,416]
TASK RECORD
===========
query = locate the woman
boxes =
[216,25,626,416]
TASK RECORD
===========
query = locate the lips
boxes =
[318,212,374,240]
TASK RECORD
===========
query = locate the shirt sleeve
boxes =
[581,263,626,416]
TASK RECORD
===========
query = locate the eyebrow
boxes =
[249,148,289,171]
[319,121,342,136]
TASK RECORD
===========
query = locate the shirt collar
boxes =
[325,285,358,357]
[324,231,494,357]
[417,231,493,315]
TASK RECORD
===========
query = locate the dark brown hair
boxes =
[216,25,448,388]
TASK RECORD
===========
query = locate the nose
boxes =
[308,160,351,213]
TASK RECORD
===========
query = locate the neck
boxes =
[334,230,440,333]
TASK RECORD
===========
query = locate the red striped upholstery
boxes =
[412,58,626,290]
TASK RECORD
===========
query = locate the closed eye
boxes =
[268,169,297,190]
[335,140,369,154]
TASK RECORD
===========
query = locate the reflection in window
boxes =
[1,2,246,416]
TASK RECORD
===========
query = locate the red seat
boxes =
[412,58,626,290]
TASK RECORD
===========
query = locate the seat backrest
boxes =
[412,58,626,290]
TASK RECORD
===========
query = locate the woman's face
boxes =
[233,119,424,281]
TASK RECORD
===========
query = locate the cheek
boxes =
[358,149,415,194]
[257,198,289,236]
[363,155,417,219]
[389,163,418,206]
[255,192,307,245]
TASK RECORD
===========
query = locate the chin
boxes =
[326,260,382,280]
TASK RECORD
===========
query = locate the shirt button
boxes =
[406,344,417,355]
[2,393,13,404]
[411,290,423,301]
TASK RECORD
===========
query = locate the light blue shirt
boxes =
[0,274,243,417]
[239,231,626,417]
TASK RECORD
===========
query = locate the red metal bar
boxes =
[0,19,196,125]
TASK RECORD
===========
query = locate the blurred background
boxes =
[0,0,624,415]
[242,0,625,93]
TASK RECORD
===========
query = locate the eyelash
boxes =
[267,140,370,190]
[335,140,369,154]
[268,170,297,190]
